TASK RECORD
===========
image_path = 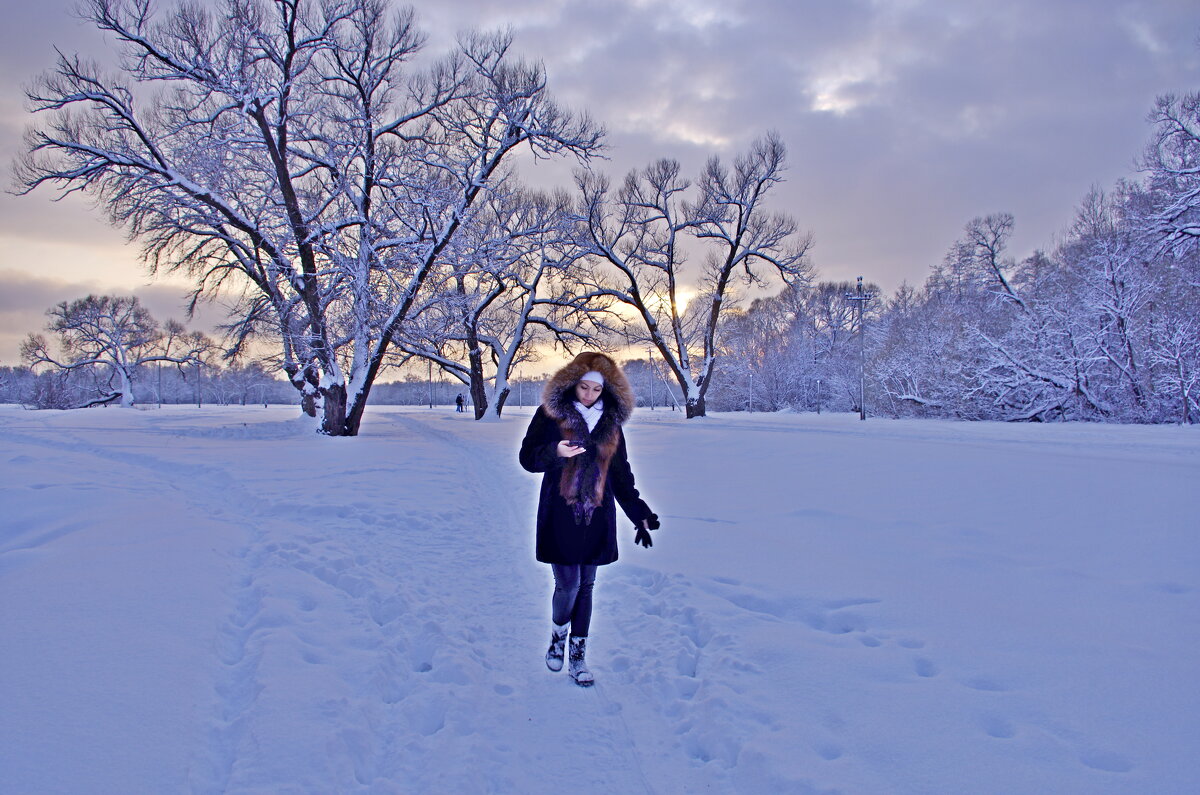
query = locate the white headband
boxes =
[579,370,605,386]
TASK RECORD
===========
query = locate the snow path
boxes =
[1,407,660,792]
[2,405,1198,793]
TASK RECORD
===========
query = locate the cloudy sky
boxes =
[2,0,1198,365]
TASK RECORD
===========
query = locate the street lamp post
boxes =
[648,348,656,410]
[844,276,872,421]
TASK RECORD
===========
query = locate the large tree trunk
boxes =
[469,366,489,420]
[685,394,706,418]
[493,386,511,417]
[466,336,489,420]
[342,381,377,437]
[117,367,135,408]
[321,383,349,436]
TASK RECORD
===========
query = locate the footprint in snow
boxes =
[813,741,844,761]
[981,715,1016,739]
[675,647,700,678]
[1079,749,1133,773]
[407,694,447,736]
[913,657,939,678]
[962,676,1011,692]
[407,621,443,674]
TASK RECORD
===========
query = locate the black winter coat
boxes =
[519,405,651,565]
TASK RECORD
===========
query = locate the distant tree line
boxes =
[0,358,568,411]
[704,121,1200,423]
[11,1,1198,426]
[1,290,687,411]
[0,360,290,409]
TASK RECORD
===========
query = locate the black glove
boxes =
[634,526,653,548]
[645,512,661,531]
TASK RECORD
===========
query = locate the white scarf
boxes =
[573,398,604,433]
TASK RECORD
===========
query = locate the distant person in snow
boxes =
[519,352,660,687]
[455,394,464,413]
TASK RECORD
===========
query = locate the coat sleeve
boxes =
[519,407,563,473]
[609,428,652,525]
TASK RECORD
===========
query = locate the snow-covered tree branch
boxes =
[21,295,210,408]
[16,0,602,435]
[573,133,813,418]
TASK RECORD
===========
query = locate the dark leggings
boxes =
[551,564,597,637]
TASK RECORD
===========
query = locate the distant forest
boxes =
[9,2,1197,426]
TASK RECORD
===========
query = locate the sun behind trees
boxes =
[573,133,814,419]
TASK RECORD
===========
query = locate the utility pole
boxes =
[428,359,433,409]
[649,348,656,410]
[844,276,871,421]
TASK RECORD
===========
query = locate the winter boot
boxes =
[545,622,569,672]
[568,636,594,687]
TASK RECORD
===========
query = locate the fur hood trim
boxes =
[541,352,634,524]
[542,352,635,424]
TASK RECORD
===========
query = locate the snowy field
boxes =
[1,404,1197,794]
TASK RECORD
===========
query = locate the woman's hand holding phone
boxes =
[556,440,587,458]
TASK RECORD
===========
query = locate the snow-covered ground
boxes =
[1,404,1196,794]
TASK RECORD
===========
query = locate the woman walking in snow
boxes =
[519,352,659,687]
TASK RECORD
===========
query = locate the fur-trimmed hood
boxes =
[542,352,635,424]
[540,352,635,525]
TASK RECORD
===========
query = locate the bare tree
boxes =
[575,133,813,417]
[1062,188,1153,415]
[973,304,1113,421]
[1142,91,1200,254]
[395,188,613,419]
[964,213,1025,311]
[16,0,601,435]
[21,295,208,407]
[1148,315,1200,423]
